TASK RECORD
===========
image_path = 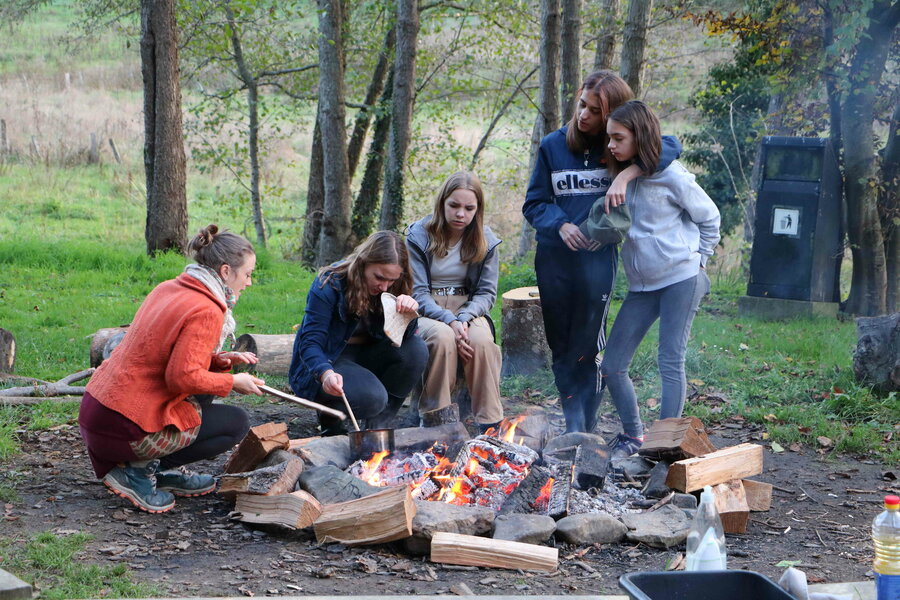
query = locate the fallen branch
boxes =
[0,368,95,397]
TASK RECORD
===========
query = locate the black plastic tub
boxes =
[619,570,794,600]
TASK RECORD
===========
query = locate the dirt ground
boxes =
[1,395,897,598]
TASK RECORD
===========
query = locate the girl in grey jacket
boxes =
[588,101,721,459]
[406,172,504,432]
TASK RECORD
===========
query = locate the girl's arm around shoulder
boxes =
[657,135,683,172]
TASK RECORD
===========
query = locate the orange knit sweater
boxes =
[85,273,234,432]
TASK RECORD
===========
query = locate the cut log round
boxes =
[89,326,129,367]
[232,333,294,376]
[500,287,551,377]
[0,328,15,373]
[853,313,900,392]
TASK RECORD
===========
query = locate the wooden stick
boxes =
[340,391,360,432]
[259,385,346,420]
[430,532,558,572]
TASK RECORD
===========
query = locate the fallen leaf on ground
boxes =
[771,442,785,453]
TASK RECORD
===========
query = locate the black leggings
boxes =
[158,399,249,470]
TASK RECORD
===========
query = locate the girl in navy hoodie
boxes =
[523,70,682,433]
[593,100,720,458]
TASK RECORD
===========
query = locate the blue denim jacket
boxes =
[288,272,417,400]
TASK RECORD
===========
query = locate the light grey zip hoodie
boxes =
[621,160,721,292]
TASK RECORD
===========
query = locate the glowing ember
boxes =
[345,421,542,512]
[533,477,555,513]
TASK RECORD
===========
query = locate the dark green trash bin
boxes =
[619,570,794,600]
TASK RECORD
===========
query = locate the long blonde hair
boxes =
[565,70,634,156]
[319,231,412,317]
[425,171,487,264]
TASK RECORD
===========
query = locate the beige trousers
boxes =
[417,294,504,425]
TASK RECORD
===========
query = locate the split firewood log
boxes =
[0,328,15,373]
[88,326,129,367]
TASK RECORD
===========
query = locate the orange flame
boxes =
[501,415,527,443]
[358,450,390,485]
[533,477,554,512]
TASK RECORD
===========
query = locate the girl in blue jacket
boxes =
[522,70,682,433]
[595,100,721,458]
[288,231,428,435]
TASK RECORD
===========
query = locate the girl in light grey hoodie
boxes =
[586,101,721,459]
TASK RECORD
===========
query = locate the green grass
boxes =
[0,531,157,599]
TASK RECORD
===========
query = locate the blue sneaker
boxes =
[103,460,175,513]
[609,433,643,460]
[156,468,216,497]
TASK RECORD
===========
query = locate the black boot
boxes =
[560,394,586,433]
[478,421,501,435]
[366,394,406,430]
[583,389,603,433]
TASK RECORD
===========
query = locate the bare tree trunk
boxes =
[141,0,187,256]
[593,0,619,71]
[881,100,900,312]
[347,27,395,182]
[518,0,560,258]
[352,69,394,242]
[559,0,582,123]
[619,0,652,97]
[379,0,419,232]
[226,7,266,248]
[300,117,324,268]
[841,0,898,316]
[316,0,352,265]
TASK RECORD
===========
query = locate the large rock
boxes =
[296,436,353,470]
[554,513,627,545]
[612,456,656,480]
[402,500,495,555]
[621,505,691,548]
[298,465,381,504]
[543,432,607,457]
[492,514,557,545]
[853,313,900,392]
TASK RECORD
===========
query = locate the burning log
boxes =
[224,422,289,474]
[219,458,304,497]
[498,465,552,516]
[741,479,773,511]
[430,531,558,572]
[712,479,750,534]
[547,462,574,520]
[665,443,763,493]
[573,439,610,490]
[233,490,322,529]
[232,333,294,376]
[313,485,415,546]
[638,417,717,462]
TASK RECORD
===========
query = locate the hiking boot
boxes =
[102,460,175,514]
[609,433,643,460]
[156,467,216,497]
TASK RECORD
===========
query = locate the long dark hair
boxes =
[425,171,487,264]
[319,231,413,317]
[565,70,634,155]
[606,100,661,177]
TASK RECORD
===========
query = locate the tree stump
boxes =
[853,312,900,392]
[0,328,15,373]
[500,287,551,377]
[232,333,294,376]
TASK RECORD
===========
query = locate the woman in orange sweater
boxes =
[79,225,265,513]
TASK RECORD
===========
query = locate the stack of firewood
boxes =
[638,417,772,534]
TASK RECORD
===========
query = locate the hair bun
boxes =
[195,224,219,247]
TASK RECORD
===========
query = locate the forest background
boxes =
[0,0,898,465]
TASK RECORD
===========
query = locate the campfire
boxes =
[346,416,566,516]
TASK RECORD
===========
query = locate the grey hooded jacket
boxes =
[405,216,502,328]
